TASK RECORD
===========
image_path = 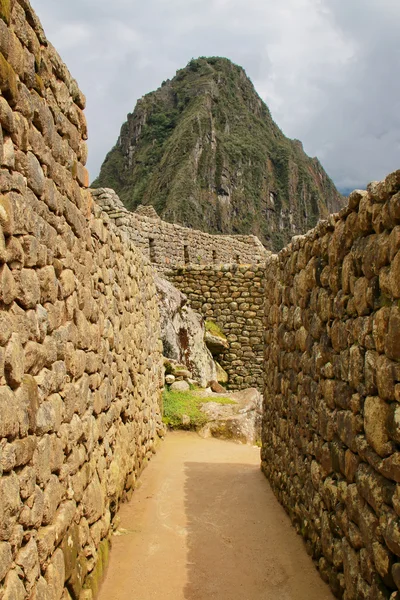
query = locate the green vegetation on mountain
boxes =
[93,57,343,250]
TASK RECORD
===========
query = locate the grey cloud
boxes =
[32,0,399,191]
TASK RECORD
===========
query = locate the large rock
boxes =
[215,361,228,383]
[199,388,262,445]
[205,330,229,355]
[170,380,190,392]
[155,276,216,387]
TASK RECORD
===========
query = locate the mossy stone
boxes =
[83,539,110,598]
[0,0,11,25]
[34,73,45,96]
[0,52,17,105]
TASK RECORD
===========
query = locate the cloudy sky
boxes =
[32,0,400,192]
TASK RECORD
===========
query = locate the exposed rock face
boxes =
[262,171,400,600]
[155,275,217,387]
[215,362,228,383]
[205,331,229,355]
[93,57,344,250]
[199,388,262,445]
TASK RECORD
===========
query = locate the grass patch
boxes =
[163,388,235,429]
[205,320,226,339]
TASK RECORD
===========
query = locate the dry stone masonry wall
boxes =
[3,3,400,600]
[168,265,266,391]
[0,3,163,600]
[261,171,400,600]
[92,188,268,269]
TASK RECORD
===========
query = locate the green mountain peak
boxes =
[93,56,343,250]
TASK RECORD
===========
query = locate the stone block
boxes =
[364,396,392,457]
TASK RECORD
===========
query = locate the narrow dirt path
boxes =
[98,432,334,600]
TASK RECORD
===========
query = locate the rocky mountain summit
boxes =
[93,57,343,250]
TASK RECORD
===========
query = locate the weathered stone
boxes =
[13,268,41,308]
[12,437,37,467]
[16,375,40,434]
[0,263,17,304]
[2,569,26,600]
[376,354,397,400]
[30,576,49,600]
[342,539,360,600]
[215,361,228,383]
[15,150,45,196]
[0,541,12,582]
[1,136,14,168]
[385,307,400,361]
[42,475,63,525]
[384,518,400,558]
[205,330,229,354]
[15,538,40,590]
[356,463,395,513]
[0,194,14,235]
[199,388,262,444]
[59,269,75,298]
[82,477,104,525]
[37,501,76,565]
[38,266,58,304]
[0,386,19,438]
[170,380,190,392]
[36,394,63,435]
[364,396,392,457]
[44,548,65,600]
[209,380,226,394]
[0,472,21,541]
[156,276,217,387]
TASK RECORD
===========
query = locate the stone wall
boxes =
[92,188,268,269]
[261,171,400,599]
[168,265,265,391]
[0,3,163,600]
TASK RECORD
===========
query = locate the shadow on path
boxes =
[183,460,331,600]
[97,433,333,600]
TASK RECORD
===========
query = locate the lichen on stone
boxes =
[0,0,11,25]
[0,51,17,104]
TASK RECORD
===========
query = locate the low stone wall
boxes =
[167,265,265,390]
[0,3,163,599]
[92,188,268,268]
[262,171,400,599]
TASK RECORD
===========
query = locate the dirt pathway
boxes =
[98,432,334,600]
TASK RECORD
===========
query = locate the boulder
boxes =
[199,388,262,445]
[170,380,190,392]
[215,361,228,383]
[205,331,229,355]
[173,369,191,379]
[209,380,226,394]
[156,276,216,387]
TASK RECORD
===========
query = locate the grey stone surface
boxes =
[156,275,217,387]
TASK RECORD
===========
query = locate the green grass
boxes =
[205,320,226,339]
[163,388,235,429]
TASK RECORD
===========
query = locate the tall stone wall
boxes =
[92,188,268,268]
[0,3,163,600]
[261,171,400,599]
[168,265,265,390]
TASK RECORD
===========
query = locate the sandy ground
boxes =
[97,432,334,600]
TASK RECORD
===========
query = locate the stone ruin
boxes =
[0,2,400,599]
